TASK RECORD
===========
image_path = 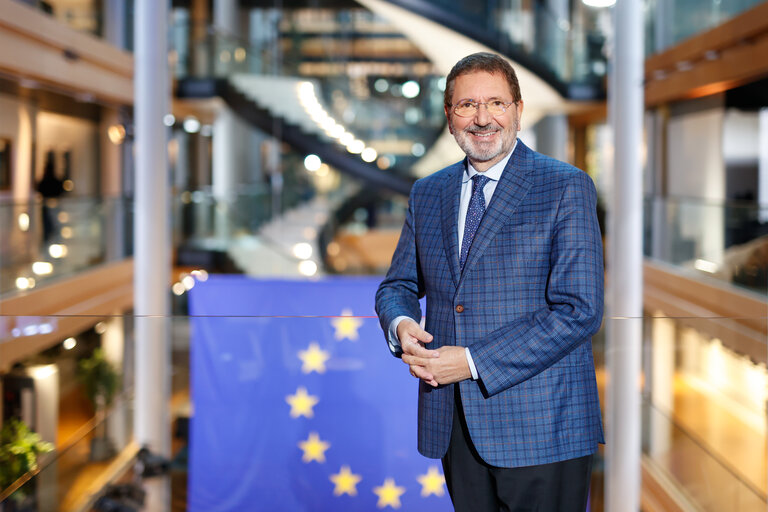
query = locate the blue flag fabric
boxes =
[188,275,450,511]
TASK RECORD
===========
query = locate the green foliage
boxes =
[78,348,120,409]
[0,418,53,496]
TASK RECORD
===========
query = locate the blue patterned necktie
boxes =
[460,174,490,270]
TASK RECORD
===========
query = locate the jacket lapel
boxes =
[459,141,535,285]
[440,161,464,288]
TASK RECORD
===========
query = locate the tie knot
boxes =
[472,174,490,192]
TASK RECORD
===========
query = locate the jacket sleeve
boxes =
[375,185,424,357]
[472,171,604,396]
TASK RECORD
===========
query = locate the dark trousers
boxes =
[442,390,593,512]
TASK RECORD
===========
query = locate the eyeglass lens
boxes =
[454,101,509,117]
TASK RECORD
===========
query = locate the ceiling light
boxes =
[347,140,365,154]
[298,260,318,276]
[330,125,345,138]
[304,154,322,172]
[183,116,201,133]
[18,213,29,232]
[582,0,615,6]
[108,124,126,145]
[49,244,68,258]
[293,243,313,260]
[339,132,354,146]
[32,262,53,275]
[361,147,378,162]
[401,81,420,98]
[15,277,35,290]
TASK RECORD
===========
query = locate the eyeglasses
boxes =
[452,100,517,118]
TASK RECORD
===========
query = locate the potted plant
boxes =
[78,348,120,461]
[0,418,53,510]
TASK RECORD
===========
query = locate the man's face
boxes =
[445,71,524,171]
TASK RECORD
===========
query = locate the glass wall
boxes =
[646,0,765,54]
[2,311,765,511]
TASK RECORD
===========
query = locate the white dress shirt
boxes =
[388,142,517,381]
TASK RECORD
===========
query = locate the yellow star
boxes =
[331,308,363,341]
[298,432,330,463]
[373,478,406,509]
[286,386,319,418]
[417,466,446,497]
[330,465,362,496]
[297,342,330,374]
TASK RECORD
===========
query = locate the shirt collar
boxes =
[463,139,518,183]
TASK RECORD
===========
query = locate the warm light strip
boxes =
[296,82,381,167]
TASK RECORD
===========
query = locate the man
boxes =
[375,52,604,511]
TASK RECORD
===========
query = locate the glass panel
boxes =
[0,321,135,509]
[648,0,765,53]
[644,196,768,294]
[0,196,132,296]
[638,316,767,511]
[1,312,765,510]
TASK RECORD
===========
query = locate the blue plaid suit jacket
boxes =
[375,141,605,468]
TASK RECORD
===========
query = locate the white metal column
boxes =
[134,0,171,456]
[606,0,644,511]
[758,108,768,222]
[212,0,239,241]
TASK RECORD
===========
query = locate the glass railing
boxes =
[644,196,768,295]
[0,383,135,510]
[643,403,766,511]
[1,308,765,511]
[645,0,765,54]
[172,179,356,278]
[0,196,132,296]
[0,167,355,297]
[638,315,767,511]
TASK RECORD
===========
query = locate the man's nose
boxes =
[474,103,493,124]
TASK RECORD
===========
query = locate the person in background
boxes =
[37,150,64,242]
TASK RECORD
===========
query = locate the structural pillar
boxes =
[134,3,171,508]
[533,115,568,162]
[606,1,644,511]
[758,108,768,222]
[103,0,126,50]
[212,0,240,242]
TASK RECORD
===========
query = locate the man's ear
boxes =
[444,105,453,134]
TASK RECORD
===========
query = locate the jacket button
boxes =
[455,305,464,313]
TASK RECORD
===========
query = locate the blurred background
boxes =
[0,0,766,510]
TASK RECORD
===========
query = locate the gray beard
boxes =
[451,121,514,164]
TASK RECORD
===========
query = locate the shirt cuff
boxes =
[465,347,478,380]
[387,316,414,354]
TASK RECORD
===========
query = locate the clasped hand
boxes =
[396,319,471,387]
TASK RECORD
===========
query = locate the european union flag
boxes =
[188,276,452,511]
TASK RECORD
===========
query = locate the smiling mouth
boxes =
[469,131,498,138]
